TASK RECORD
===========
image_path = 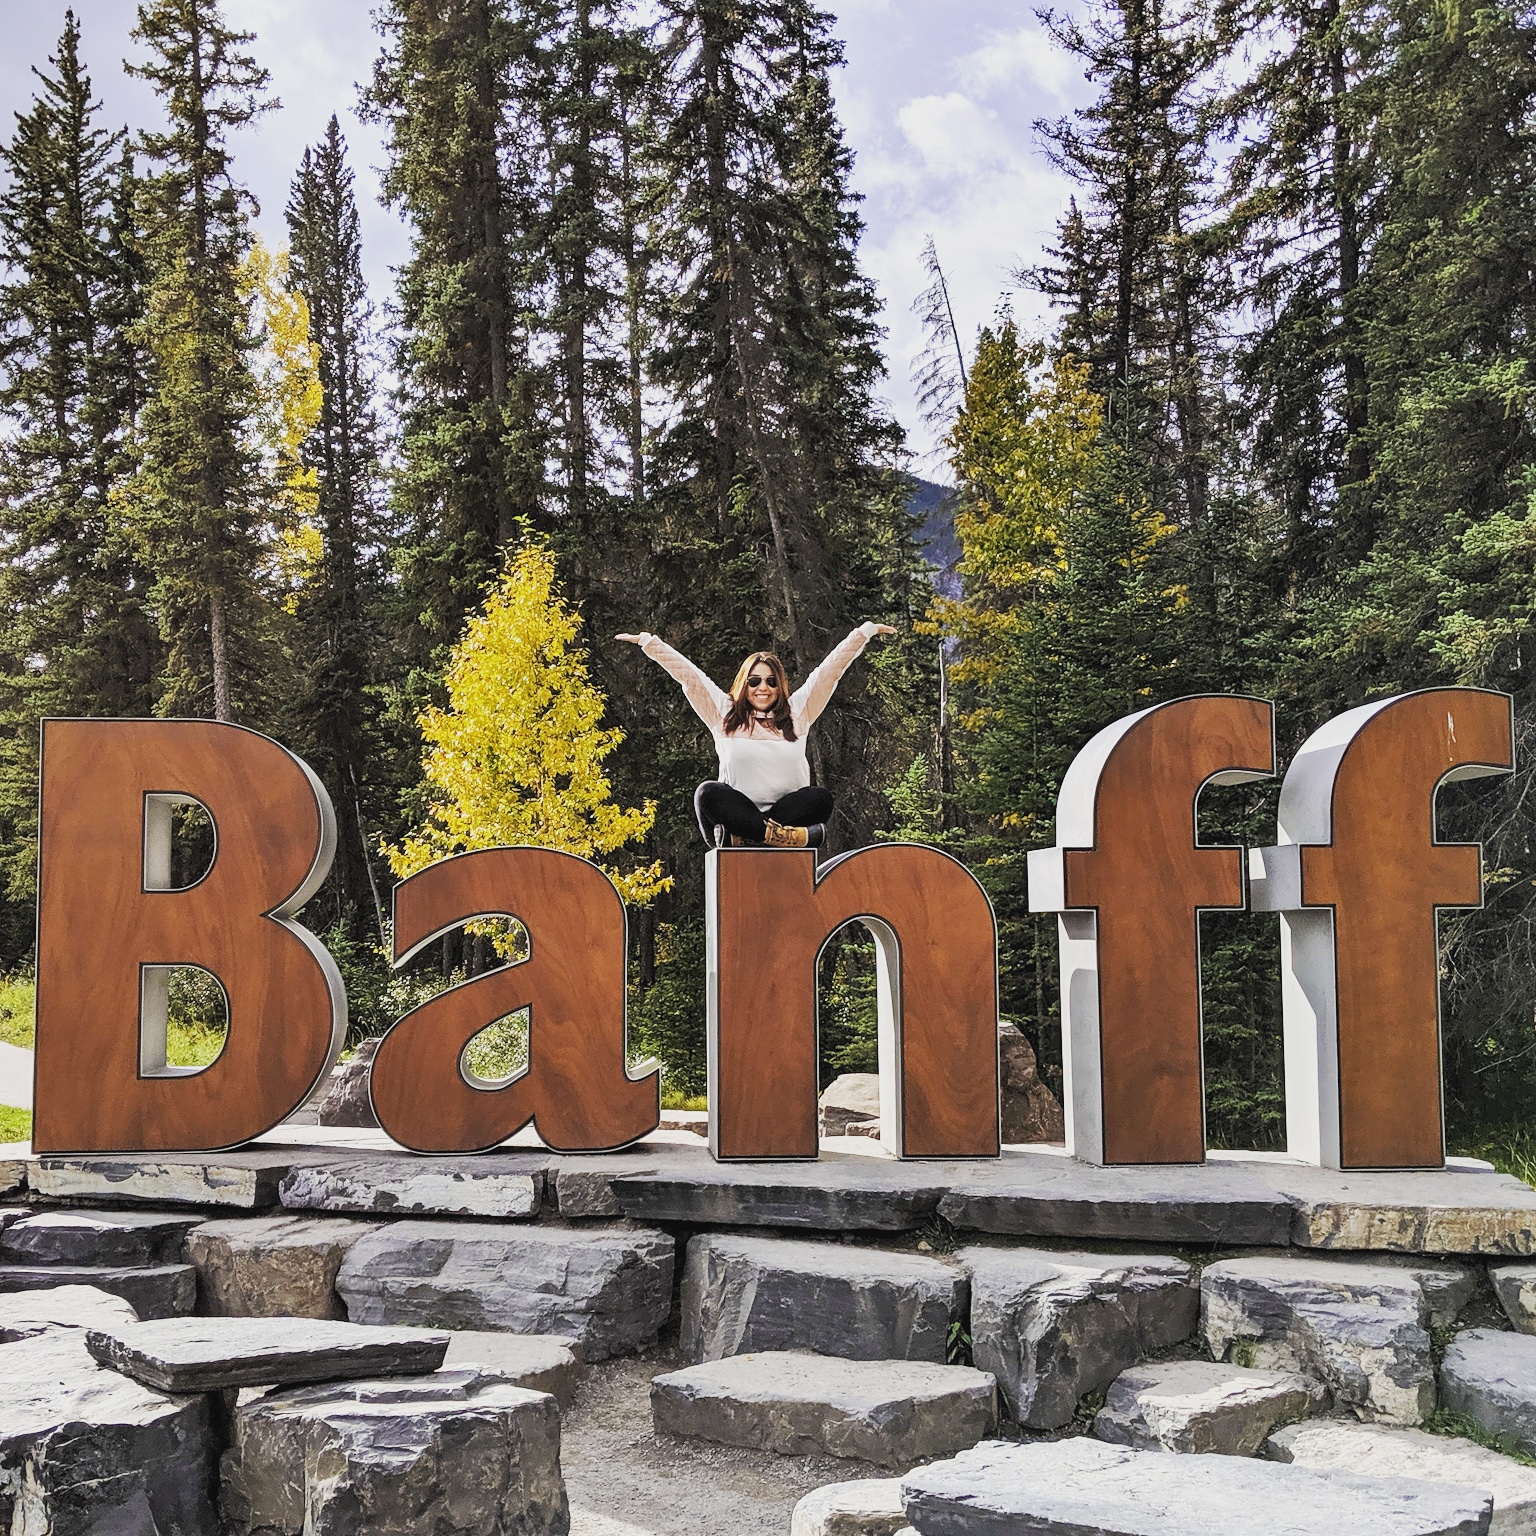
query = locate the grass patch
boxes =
[0,1105,29,1144]
[1426,1407,1536,1465]
[462,1010,529,1083]
[659,1088,708,1111]
[1455,1127,1536,1189]
[166,1019,227,1069]
[0,973,221,1068]
[0,975,34,1050]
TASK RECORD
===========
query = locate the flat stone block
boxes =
[0,1283,138,1341]
[1095,1359,1326,1455]
[1490,1265,1536,1335]
[900,1438,1494,1536]
[792,1478,908,1536]
[1270,1420,1536,1536]
[1202,1254,1472,1425]
[87,1315,450,1393]
[27,1148,324,1209]
[821,1074,882,1138]
[1261,1164,1536,1254]
[938,1152,1293,1246]
[0,1260,195,1319]
[279,1152,547,1218]
[186,1213,381,1320]
[337,1220,675,1361]
[0,1331,217,1535]
[0,1207,202,1266]
[0,1158,25,1198]
[651,1352,997,1466]
[221,1366,568,1536]
[551,1144,709,1218]
[441,1332,583,1409]
[681,1233,966,1363]
[959,1246,1198,1429]
[1441,1330,1536,1456]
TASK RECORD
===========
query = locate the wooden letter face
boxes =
[1250,688,1513,1169]
[370,848,659,1154]
[35,719,345,1153]
[707,844,999,1161]
[1028,696,1275,1165]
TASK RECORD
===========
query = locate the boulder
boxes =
[0,1208,201,1267]
[185,1213,381,1319]
[821,1075,882,1138]
[337,1220,675,1362]
[791,1479,908,1536]
[1269,1420,1536,1536]
[680,1233,966,1363]
[899,1438,1494,1536]
[441,1332,583,1409]
[0,1260,195,1319]
[315,1037,381,1127]
[279,1153,546,1219]
[0,1331,217,1535]
[1440,1329,1536,1456]
[1094,1359,1327,1455]
[1490,1264,1536,1336]
[220,1366,568,1536]
[0,1283,137,1341]
[86,1315,449,1393]
[997,1022,1064,1144]
[1201,1254,1473,1425]
[650,1352,996,1466]
[958,1245,1198,1428]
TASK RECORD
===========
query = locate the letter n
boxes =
[369,848,659,1153]
[1028,696,1275,1165]
[707,844,999,1160]
[1250,688,1513,1169]
[34,720,346,1152]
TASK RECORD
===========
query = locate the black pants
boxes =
[694,781,834,845]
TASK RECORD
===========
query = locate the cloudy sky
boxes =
[1,1,1091,468]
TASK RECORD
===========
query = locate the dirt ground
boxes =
[560,1349,896,1536]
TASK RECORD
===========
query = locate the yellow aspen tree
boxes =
[387,542,670,910]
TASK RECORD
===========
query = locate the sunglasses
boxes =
[747,674,776,689]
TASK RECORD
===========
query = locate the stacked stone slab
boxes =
[680,1234,966,1362]
[958,1246,1198,1427]
[1490,1265,1536,1334]
[1441,1330,1536,1456]
[1201,1254,1473,1423]
[186,1213,381,1319]
[0,1283,137,1341]
[221,1367,568,1536]
[336,1220,675,1361]
[279,1153,548,1218]
[441,1332,583,1409]
[791,1478,908,1536]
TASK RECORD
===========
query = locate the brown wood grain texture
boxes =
[711,845,999,1160]
[370,847,659,1153]
[1063,696,1275,1164]
[1300,689,1513,1168]
[35,720,338,1153]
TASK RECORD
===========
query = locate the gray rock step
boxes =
[0,1260,195,1319]
[958,1246,1198,1429]
[792,1478,908,1536]
[279,1152,548,1218]
[28,1149,327,1209]
[1489,1264,1536,1335]
[1094,1359,1326,1455]
[186,1213,381,1320]
[221,1366,568,1536]
[336,1220,675,1362]
[440,1332,583,1409]
[1268,1420,1536,1536]
[1440,1329,1536,1456]
[0,1331,218,1535]
[1201,1254,1474,1425]
[0,1283,138,1342]
[0,1207,202,1266]
[86,1315,450,1392]
[680,1233,965,1363]
[899,1438,1494,1536]
[650,1352,997,1466]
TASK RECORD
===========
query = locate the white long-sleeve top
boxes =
[637,623,881,810]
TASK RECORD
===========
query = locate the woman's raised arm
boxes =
[791,622,896,724]
[618,632,730,730]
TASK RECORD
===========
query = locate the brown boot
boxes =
[763,820,809,848]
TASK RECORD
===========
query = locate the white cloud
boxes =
[896,92,1014,176]
[954,22,1081,101]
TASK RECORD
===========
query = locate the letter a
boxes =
[708,844,999,1160]
[34,720,346,1153]
[370,848,658,1153]
[1028,696,1275,1165]
[1250,688,1513,1169]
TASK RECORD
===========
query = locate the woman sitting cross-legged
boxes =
[616,623,896,847]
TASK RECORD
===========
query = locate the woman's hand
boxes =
[871,624,897,636]
[615,633,645,644]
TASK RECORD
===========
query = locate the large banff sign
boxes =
[32,688,1514,1170]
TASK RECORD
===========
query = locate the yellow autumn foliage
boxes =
[386,543,670,910]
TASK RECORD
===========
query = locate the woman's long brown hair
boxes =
[722,651,796,739]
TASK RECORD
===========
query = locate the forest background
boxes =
[3,0,1536,1159]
